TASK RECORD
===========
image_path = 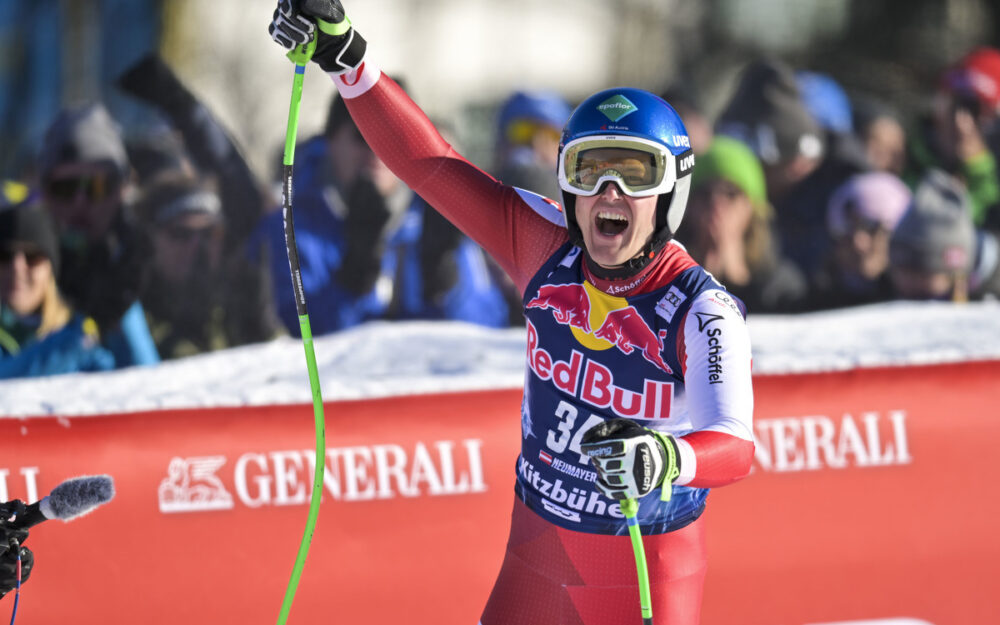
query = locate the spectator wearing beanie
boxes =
[246,89,408,337]
[806,172,912,311]
[796,71,853,135]
[137,174,280,359]
[675,136,808,313]
[36,102,159,367]
[494,90,571,200]
[0,196,131,378]
[0,196,69,355]
[716,58,870,279]
[716,58,827,203]
[889,169,978,301]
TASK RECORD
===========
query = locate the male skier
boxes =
[270,2,755,623]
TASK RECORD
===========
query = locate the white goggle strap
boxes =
[666,149,695,235]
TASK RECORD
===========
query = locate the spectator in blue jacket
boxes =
[0,194,151,378]
[249,89,510,336]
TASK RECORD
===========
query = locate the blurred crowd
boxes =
[2,46,1000,379]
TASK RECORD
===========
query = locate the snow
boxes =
[1,300,999,418]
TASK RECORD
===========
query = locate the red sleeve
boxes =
[341,75,566,295]
[680,430,754,488]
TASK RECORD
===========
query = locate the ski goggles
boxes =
[558,136,692,198]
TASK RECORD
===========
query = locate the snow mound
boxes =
[1,300,998,417]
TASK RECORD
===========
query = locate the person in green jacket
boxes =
[908,46,1000,228]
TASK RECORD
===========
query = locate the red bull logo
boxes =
[525,319,673,420]
[526,281,673,374]
[526,283,591,331]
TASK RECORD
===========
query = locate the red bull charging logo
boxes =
[524,280,674,420]
[527,281,672,374]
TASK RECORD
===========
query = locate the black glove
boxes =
[580,418,681,502]
[0,502,34,598]
[269,0,367,74]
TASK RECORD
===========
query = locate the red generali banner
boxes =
[1,360,998,625]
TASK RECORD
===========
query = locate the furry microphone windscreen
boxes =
[39,475,115,521]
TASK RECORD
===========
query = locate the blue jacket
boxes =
[386,199,510,327]
[247,137,388,337]
[248,135,510,336]
[0,301,159,379]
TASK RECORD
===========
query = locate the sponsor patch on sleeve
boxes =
[704,289,744,318]
[655,286,688,323]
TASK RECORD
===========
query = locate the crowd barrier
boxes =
[1,308,998,624]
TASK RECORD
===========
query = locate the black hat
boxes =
[716,58,825,165]
[0,196,61,271]
[37,103,130,180]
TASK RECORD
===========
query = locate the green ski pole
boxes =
[275,35,326,625]
[620,498,654,625]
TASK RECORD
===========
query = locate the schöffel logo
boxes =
[597,95,638,122]
[693,311,724,332]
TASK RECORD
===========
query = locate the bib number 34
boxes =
[546,400,604,464]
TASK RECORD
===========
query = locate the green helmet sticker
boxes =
[596,95,638,122]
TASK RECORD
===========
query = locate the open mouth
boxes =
[596,211,629,236]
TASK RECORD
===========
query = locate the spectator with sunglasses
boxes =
[0,194,132,378]
[135,174,281,359]
[36,103,159,368]
[114,53,283,358]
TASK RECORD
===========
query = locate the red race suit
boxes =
[329,60,754,625]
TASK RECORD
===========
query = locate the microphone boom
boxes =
[4,475,115,531]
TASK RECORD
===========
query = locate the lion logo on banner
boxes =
[158,456,234,513]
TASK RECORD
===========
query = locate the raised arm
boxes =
[269,0,567,294]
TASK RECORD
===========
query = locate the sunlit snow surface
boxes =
[2,300,998,417]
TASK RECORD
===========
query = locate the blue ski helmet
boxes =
[557,87,695,263]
